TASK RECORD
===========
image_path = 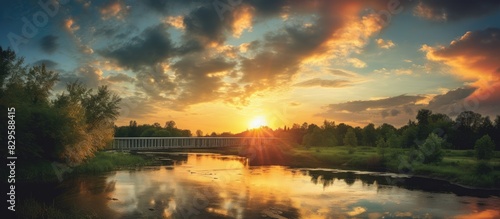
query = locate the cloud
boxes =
[63,18,79,33]
[101,24,174,70]
[294,78,352,88]
[422,28,500,112]
[231,5,254,38]
[376,38,395,49]
[171,55,236,107]
[183,6,227,44]
[318,87,485,126]
[329,69,357,78]
[100,0,129,20]
[347,58,367,68]
[325,95,425,113]
[427,87,476,109]
[39,35,58,54]
[163,16,185,30]
[141,0,203,15]
[381,109,401,118]
[58,64,103,89]
[374,67,413,75]
[106,73,135,83]
[414,0,500,21]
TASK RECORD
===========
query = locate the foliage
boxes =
[0,47,121,165]
[343,128,358,146]
[475,135,495,160]
[418,133,445,164]
[475,161,492,175]
[115,120,192,137]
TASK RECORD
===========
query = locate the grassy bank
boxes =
[16,151,154,182]
[281,146,500,188]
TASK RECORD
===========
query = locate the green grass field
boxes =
[284,146,500,188]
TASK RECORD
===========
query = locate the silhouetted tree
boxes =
[362,123,377,146]
[343,128,357,146]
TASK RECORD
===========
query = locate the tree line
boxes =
[0,47,121,165]
[276,109,499,151]
[115,120,192,137]
[123,108,499,153]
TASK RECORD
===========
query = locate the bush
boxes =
[475,161,492,175]
[474,135,495,160]
[418,133,444,164]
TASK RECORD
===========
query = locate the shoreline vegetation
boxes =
[15,145,499,190]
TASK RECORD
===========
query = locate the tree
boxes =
[416,109,432,140]
[474,135,495,160]
[362,123,377,146]
[452,111,483,150]
[418,133,444,164]
[416,109,432,126]
[343,128,357,146]
[196,130,204,137]
[165,120,176,129]
[0,47,121,165]
[54,82,121,165]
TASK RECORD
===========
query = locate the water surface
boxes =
[25,153,500,218]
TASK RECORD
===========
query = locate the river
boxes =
[21,153,500,218]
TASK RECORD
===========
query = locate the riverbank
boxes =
[15,151,154,182]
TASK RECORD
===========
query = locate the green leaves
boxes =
[475,135,495,160]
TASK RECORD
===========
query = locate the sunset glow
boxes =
[249,116,267,129]
[1,0,499,134]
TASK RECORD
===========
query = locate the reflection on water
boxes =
[25,153,500,218]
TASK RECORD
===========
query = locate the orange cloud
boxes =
[231,5,254,38]
[100,1,128,20]
[63,18,79,33]
[376,38,395,49]
[163,16,185,30]
[422,28,500,111]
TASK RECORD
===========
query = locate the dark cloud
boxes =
[325,95,425,113]
[171,55,236,106]
[239,20,338,93]
[39,35,58,54]
[428,87,476,109]
[141,0,205,14]
[415,0,500,21]
[107,73,135,83]
[246,0,289,16]
[183,6,227,44]
[32,59,58,69]
[135,64,177,101]
[294,78,352,88]
[101,24,174,70]
[381,109,401,118]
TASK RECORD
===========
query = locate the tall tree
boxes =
[343,128,358,146]
[362,123,377,146]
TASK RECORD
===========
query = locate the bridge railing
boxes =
[111,137,279,150]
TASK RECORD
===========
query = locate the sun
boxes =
[248,116,267,129]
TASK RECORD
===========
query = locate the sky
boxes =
[1,0,500,134]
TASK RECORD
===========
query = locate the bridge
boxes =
[111,137,280,150]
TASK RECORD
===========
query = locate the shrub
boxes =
[474,135,495,160]
[475,161,492,175]
[418,133,444,164]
